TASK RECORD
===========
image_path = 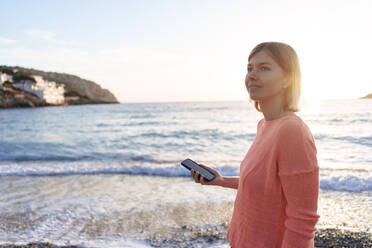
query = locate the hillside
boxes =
[0,65,119,108]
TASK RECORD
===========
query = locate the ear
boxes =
[282,76,291,89]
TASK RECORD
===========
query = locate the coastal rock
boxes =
[361,93,372,99]
[0,87,47,108]
[0,66,119,108]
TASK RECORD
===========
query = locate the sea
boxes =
[0,99,371,247]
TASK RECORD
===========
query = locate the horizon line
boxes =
[118,97,366,104]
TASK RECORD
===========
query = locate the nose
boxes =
[245,72,254,88]
[245,72,256,88]
[247,70,257,81]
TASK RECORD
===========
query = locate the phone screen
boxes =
[181,158,216,181]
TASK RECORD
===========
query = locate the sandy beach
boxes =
[1,228,371,247]
[1,175,371,248]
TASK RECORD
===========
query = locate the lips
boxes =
[248,85,261,90]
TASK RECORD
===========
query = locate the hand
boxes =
[190,163,223,186]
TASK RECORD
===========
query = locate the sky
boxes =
[1,0,372,103]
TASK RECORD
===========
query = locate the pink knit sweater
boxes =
[227,115,320,247]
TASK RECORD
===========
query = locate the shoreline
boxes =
[1,228,371,248]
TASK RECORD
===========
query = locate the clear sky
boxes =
[1,0,372,103]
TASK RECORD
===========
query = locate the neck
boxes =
[258,94,291,121]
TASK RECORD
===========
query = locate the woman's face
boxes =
[245,50,288,102]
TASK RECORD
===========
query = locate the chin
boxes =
[248,94,262,101]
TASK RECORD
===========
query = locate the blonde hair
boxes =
[248,42,301,112]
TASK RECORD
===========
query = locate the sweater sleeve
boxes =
[277,119,320,247]
[280,170,320,247]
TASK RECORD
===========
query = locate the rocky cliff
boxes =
[0,87,47,108]
[0,65,119,108]
[361,93,372,99]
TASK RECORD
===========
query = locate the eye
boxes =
[260,66,270,71]
[247,67,253,72]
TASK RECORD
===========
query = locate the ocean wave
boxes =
[349,118,372,123]
[122,121,172,127]
[0,153,162,164]
[328,118,344,122]
[314,134,372,147]
[320,176,372,192]
[1,163,370,192]
[0,164,238,178]
[333,136,372,147]
[0,154,93,162]
[131,130,256,141]
[307,116,372,125]
[326,117,372,124]
[129,113,156,119]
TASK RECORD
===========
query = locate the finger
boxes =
[190,170,197,182]
[192,169,198,181]
[192,170,198,182]
[200,176,205,185]
[195,171,201,183]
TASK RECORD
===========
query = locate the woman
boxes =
[190,42,320,247]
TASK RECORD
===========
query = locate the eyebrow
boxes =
[247,62,271,67]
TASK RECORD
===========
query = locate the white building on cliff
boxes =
[0,73,13,85]
[14,75,65,104]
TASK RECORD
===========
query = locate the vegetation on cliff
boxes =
[12,71,36,83]
[0,66,14,75]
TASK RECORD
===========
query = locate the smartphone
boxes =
[181,158,216,181]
